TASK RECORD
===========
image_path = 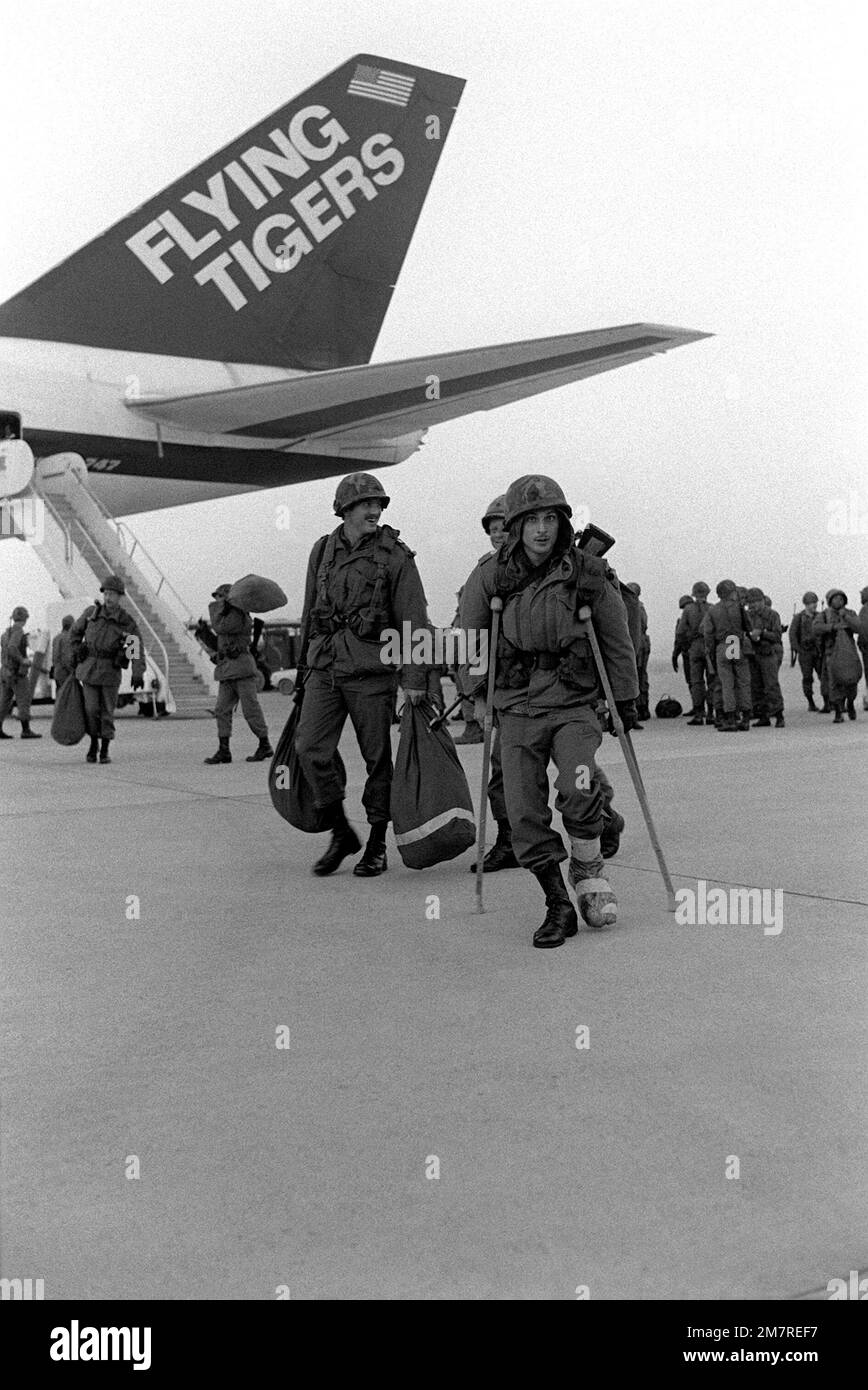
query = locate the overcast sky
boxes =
[2,0,865,644]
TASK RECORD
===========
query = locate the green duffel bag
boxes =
[227,574,287,614]
[51,675,87,745]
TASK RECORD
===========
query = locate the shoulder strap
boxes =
[315,531,338,604]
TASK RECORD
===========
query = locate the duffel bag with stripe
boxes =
[391,701,476,869]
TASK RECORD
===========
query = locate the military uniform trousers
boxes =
[0,674,32,723]
[637,647,650,710]
[751,650,783,715]
[681,653,693,706]
[214,676,268,740]
[499,705,605,873]
[296,670,396,824]
[798,648,825,701]
[716,648,751,713]
[688,646,713,712]
[82,681,120,740]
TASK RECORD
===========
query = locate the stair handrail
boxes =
[28,481,99,591]
[68,472,195,627]
[61,513,173,701]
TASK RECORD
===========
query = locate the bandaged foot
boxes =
[568,836,618,929]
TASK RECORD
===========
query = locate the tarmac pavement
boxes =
[1,674,865,1300]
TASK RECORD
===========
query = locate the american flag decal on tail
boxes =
[346,64,415,106]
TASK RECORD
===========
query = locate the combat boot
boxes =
[353,821,388,877]
[686,708,705,725]
[752,715,771,727]
[20,720,42,738]
[86,736,99,763]
[568,840,617,929]
[705,713,716,725]
[774,713,785,728]
[600,810,625,860]
[806,694,818,711]
[470,819,518,872]
[832,705,844,723]
[313,802,361,876]
[204,737,231,764]
[245,737,274,762]
[531,862,578,948]
[99,738,112,764]
[820,701,832,713]
[453,720,483,744]
[846,697,857,720]
[737,711,751,731]
[719,712,738,732]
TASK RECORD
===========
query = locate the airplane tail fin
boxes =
[0,56,464,370]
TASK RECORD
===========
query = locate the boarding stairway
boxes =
[23,454,216,717]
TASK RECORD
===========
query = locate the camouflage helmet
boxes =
[481,494,507,533]
[716,579,737,598]
[691,581,710,596]
[211,583,232,599]
[11,605,28,622]
[61,614,75,628]
[626,581,641,596]
[333,472,390,517]
[678,594,692,608]
[802,591,819,605]
[745,587,765,604]
[503,475,572,528]
[100,574,125,595]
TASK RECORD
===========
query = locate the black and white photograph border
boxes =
[0,0,865,1332]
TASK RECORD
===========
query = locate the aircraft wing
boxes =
[128,322,710,451]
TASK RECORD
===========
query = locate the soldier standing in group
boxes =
[745,588,785,727]
[70,577,146,762]
[460,475,638,949]
[294,472,431,878]
[203,585,273,765]
[626,582,651,722]
[676,581,714,725]
[701,580,753,732]
[858,586,868,710]
[0,605,41,739]
[789,591,827,711]
[814,589,862,722]
[672,594,694,712]
[50,614,77,692]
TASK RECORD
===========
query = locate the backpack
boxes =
[655,695,683,718]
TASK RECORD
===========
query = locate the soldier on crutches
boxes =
[459,474,643,948]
